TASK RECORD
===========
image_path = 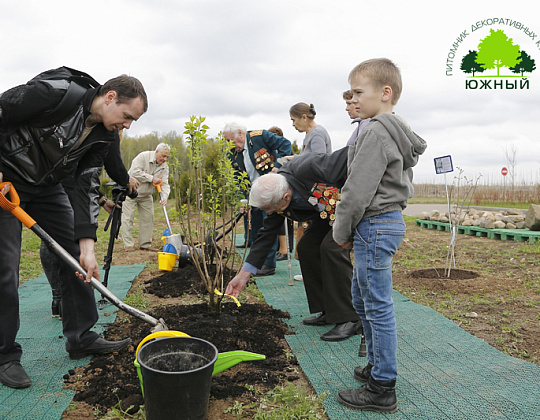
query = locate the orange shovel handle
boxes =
[0,182,37,228]
[153,179,163,194]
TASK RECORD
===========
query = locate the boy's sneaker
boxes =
[354,362,373,383]
[338,376,397,413]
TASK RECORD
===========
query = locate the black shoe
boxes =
[52,297,62,319]
[68,337,132,360]
[235,243,250,249]
[337,375,398,413]
[302,312,328,326]
[0,361,32,389]
[255,265,275,276]
[320,321,361,342]
[354,363,373,383]
[276,252,288,261]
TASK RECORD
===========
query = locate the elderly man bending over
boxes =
[226,148,360,342]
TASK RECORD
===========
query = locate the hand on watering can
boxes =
[225,269,251,298]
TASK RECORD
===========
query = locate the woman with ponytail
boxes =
[289,102,332,154]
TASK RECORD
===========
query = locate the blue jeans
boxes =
[351,211,405,382]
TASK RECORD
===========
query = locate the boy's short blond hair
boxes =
[348,58,402,105]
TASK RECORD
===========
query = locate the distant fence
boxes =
[413,184,540,205]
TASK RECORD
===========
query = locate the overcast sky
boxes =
[2,0,539,184]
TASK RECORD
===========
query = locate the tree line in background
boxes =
[104,126,536,207]
[101,127,300,203]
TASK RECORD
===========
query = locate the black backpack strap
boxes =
[30,82,87,128]
[61,66,100,89]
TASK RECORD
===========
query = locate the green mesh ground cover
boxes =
[415,219,540,243]
[0,264,145,420]
[248,234,540,419]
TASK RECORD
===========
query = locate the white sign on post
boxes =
[434,155,453,174]
[434,155,455,270]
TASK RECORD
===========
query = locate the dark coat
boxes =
[245,146,349,269]
[0,71,118,240]
[230,129,292,177]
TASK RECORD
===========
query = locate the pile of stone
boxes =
[419,208,527,229]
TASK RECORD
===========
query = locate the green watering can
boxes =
[134,331,266,396]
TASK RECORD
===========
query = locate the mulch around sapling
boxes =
[143,263,210,297]
[408,267,479,280]
[63,264,299,417]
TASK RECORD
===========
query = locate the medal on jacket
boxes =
[254,148,274,172]
[310,183,341,226]
[232,150,241,170]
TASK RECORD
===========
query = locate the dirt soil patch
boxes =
[61,216,540,418]
[393,220,540,364]
[62,258,310,419]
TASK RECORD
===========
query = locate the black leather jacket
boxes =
[0,78,117,241]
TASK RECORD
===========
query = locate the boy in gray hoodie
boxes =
[333,58,427,413]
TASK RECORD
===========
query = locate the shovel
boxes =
[0,182,168,332]
[134,331,266,396]
[153,179,172,234]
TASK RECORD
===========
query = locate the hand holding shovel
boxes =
[0,181,169,332]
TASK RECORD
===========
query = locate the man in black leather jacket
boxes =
[0,69,147,389]
[226,147,360,342]
[41,131,140,318]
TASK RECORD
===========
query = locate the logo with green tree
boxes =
[460,29,536,77]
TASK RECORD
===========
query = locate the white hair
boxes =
[155,142,170,153]
[249,173,289,209]
[223,122,247,136]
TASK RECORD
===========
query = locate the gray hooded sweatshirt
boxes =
[333,113,427,244]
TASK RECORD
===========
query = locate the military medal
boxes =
[254,147,275,173]
[310,183,341,223]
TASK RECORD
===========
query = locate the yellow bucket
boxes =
[158,252,177,271]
